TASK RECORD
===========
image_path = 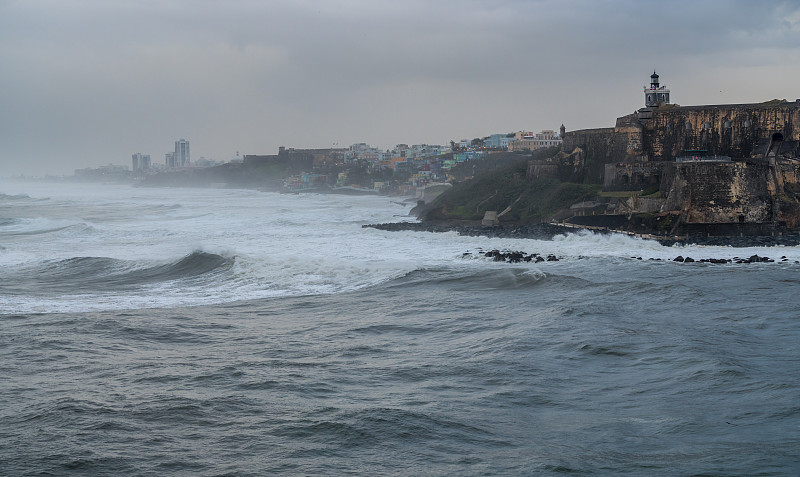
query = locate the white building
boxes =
[508,129,562,152]
[175,139,190,167]
[533,130,561,148]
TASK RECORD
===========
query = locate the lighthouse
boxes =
[644,71,670,107]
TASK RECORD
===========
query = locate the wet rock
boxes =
[507,252,524,263]
[709,258,730,264]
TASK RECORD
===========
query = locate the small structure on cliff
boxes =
[644,71,670,108]
[530,72,800,235]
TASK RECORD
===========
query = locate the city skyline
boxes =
[2,1,800,176]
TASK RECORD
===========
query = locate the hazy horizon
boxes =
[2,0,799,176]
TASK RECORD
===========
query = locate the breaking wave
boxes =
[1,251,235,296]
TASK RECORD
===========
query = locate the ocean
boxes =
[1,180,798,476]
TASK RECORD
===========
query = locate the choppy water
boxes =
[1,180,798,475]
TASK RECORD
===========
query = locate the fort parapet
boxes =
[530,73,800,234]
[641,101,800,161]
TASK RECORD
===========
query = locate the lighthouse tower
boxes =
[644,71,670,107]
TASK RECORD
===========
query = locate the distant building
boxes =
[74,163,129,179]
[483,134,515,149]
[165,152,175,168]
[508,130,562,152]
[131,153,151,171]
[194,156,222,167]
[406,144,449,159]
[345,143,386,163]
[175,139,190,167]
[533,130,561,148]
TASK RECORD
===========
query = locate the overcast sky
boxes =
[1,0,800,175]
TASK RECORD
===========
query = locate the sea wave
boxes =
[383,266,548,291]
[0,192,32,201]
[0,251,235,296]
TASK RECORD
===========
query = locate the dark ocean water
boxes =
[1,182,799,475]
[3,263,799,476]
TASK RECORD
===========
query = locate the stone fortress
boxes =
[532,72,800,234]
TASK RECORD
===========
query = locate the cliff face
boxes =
[536,100,800,234]
[641,102,800,161]
[663,161,775,223]
[559,101,800,174]
[560,127,631,182]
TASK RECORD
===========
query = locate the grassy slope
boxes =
[422,147,601,223]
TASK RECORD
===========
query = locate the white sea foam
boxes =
[1,180,798,314]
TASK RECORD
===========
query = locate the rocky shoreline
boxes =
[465,249,795,265]
[363,221,800,247]
[364,221,595,240]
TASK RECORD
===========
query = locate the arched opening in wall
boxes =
[738,215,745,223]
[766,132,784,158]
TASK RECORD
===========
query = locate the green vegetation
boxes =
[642,184,661,196]
[598,185,660,199]
[656,213,677,232]
[598,190,639,198]
[422,148,603,223]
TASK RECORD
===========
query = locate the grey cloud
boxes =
[1,0,800,175]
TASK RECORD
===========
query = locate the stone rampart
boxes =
[559,127,630,183]
[643,101,800,161]
[663,161,775,223]
[603,162,667,191]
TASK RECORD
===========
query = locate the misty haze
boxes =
[2,1,800,475]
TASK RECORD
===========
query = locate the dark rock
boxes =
[508,252,524,263]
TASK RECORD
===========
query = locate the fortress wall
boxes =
[561,127,630,183]
[527,163,559,179]
[644,103,800,160]
[666,162,774,223]
[603,162,668,191]
[561,128,615,152]
[777,161,800,186]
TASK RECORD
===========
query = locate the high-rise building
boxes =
[132,153,151,171]
[165,152,175,168]
[175,139,190,167]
